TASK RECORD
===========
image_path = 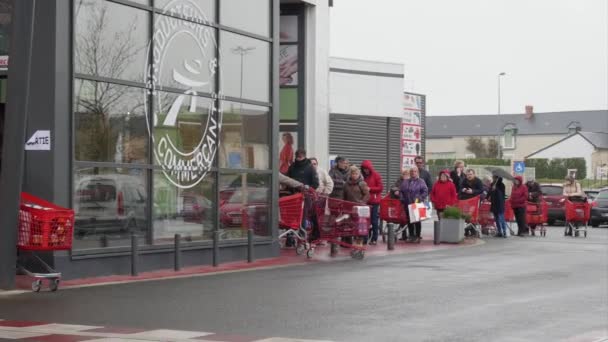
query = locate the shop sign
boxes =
[0,55,7,70]
[144,0,222,189]
[25,130,51,151]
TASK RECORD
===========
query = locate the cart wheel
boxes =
[306,248,315,259]
[49,279,60,292]
[584,231,587,238]
[295,244,306,256]
[32,280,42,292]
[352,250,365,260]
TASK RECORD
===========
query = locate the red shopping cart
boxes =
[379,196,408,243]
[527,201,548,237]
[478,200,497,236]
[504,199,516,236]
[307,196,370,260]
[275,190,313,254]
[564,200,591,238]
[18,193,74,292]
[457,196,481,237]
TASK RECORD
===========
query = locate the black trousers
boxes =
[514,207,527,235]
[408,222,422,238]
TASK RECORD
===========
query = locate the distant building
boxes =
[426,108,608,162]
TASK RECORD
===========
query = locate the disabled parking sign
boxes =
[513,161,525,175]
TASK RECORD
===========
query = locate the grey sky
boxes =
[330,0,608,116]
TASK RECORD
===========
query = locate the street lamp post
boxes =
[497,72,506,158]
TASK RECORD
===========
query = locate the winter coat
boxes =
[459,177,484,200]
[563,181,584,198]
[343,176,370,204]
[390,178,407,199]
[287,159,319,189]
[279,143,294,175]
[316,167,334,195]
[450,169,466,193]
[329,166,349,198]
[526,181,542,203]
[400,177,428,206]
[489,177,506,214]
[361,160,384,205]
[510,176,529,209]
[430,176,458,210]
[419,168,433,195]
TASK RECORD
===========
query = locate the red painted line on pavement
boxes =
[83,326,148,334]
[24,334,93,342]
[0,321,46,328]
[196,333,262,342]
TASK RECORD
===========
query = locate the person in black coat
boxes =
[450,160,466,193]
[414,156,433,197]
[287,149,319,189]
[490,175,507,237]
[459,169,484,200]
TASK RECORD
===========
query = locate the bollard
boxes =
[101,235,108,248]
[387,223,395,250]
[247,229,254,263]
[131,233,139,276]
[212,231,220,267]
[330,243,338,257]
[174,234,181,271]
[433,221,440,245]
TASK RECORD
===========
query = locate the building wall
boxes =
[427,134,564,161]
[591,150,608,179]
[527,134,596,178]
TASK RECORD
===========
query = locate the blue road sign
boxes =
[514,161,525,174]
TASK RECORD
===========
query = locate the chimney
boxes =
[525,105,534,120]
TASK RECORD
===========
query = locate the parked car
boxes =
[74,175,147,235]
[585,189,600,202]
[180,193,213,224]
[540,184,565,225]
[590,188,608,227]
[220,188,269,228]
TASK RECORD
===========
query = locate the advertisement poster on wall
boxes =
[279,45,298,86]
[279,131,298,174]
[401,92,425,171]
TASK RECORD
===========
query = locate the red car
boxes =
[540,184,565,225]
[220,188,269,232]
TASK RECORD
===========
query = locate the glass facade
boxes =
[72,0,274,251]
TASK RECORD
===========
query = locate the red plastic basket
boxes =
[478,201,494,226]
[458,196,480,224]
[379,196,408,225]
[18,193,74,251]
[278,193,305,230]
[565,200,590,223]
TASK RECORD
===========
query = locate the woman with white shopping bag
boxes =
[400,167,429,243]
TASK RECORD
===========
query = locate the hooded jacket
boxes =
[400,177,428,206]
[430,171,458,210]
[489,177,506,214]
[287,158,319,189]
[510,176,528,209]
[361,160,384,205]
[343,175,370,204]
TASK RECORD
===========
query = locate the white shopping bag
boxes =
[408,202,428,223]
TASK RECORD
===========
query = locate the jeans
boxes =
[514,207,527,235]
[367,204,380,243]
[494,211,507,236]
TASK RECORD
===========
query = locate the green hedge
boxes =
[525,158,586,180]
[427,158,511,167]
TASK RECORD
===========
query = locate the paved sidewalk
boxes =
[9,234,481,293]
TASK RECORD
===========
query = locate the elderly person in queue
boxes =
[391,169,410,240]
[430,170,458,220]
[563,175,586,236]
[450,160,466,193]
[310,157,334,196]
[510,176,529,237]
[329,156,349,199]
[343,166,371,247]
[400,166,428,243]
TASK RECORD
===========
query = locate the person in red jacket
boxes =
[430,170,458,220]
[510,176,529,236]
[361,160,384,245]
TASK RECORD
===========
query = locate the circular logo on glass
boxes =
[144,0,222,189]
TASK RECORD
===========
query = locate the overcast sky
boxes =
[330,0,608,116]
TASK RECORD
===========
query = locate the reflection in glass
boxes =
[155,0,215,23]
[220,0,270,37]
[153,171,215,243]
[220,31,270,102]
[74,80,148,164]
[219,102,270,170]
[74,0,150,82]
[219,174,270,239]
[0,0,13,58]
[153,15,217,92]
[73,167,149,250]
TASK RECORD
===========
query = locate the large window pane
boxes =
[0,0,13,66]
[153,171,215,243]
[74,80,149,164]
[219,102,270,170]
[220,32,270,102]
[155,0,215,23]
[73,167,149,250]
[219,173,270,239]
[220,0,270,37]
[74,0,150,82]
[152,14,217,93]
